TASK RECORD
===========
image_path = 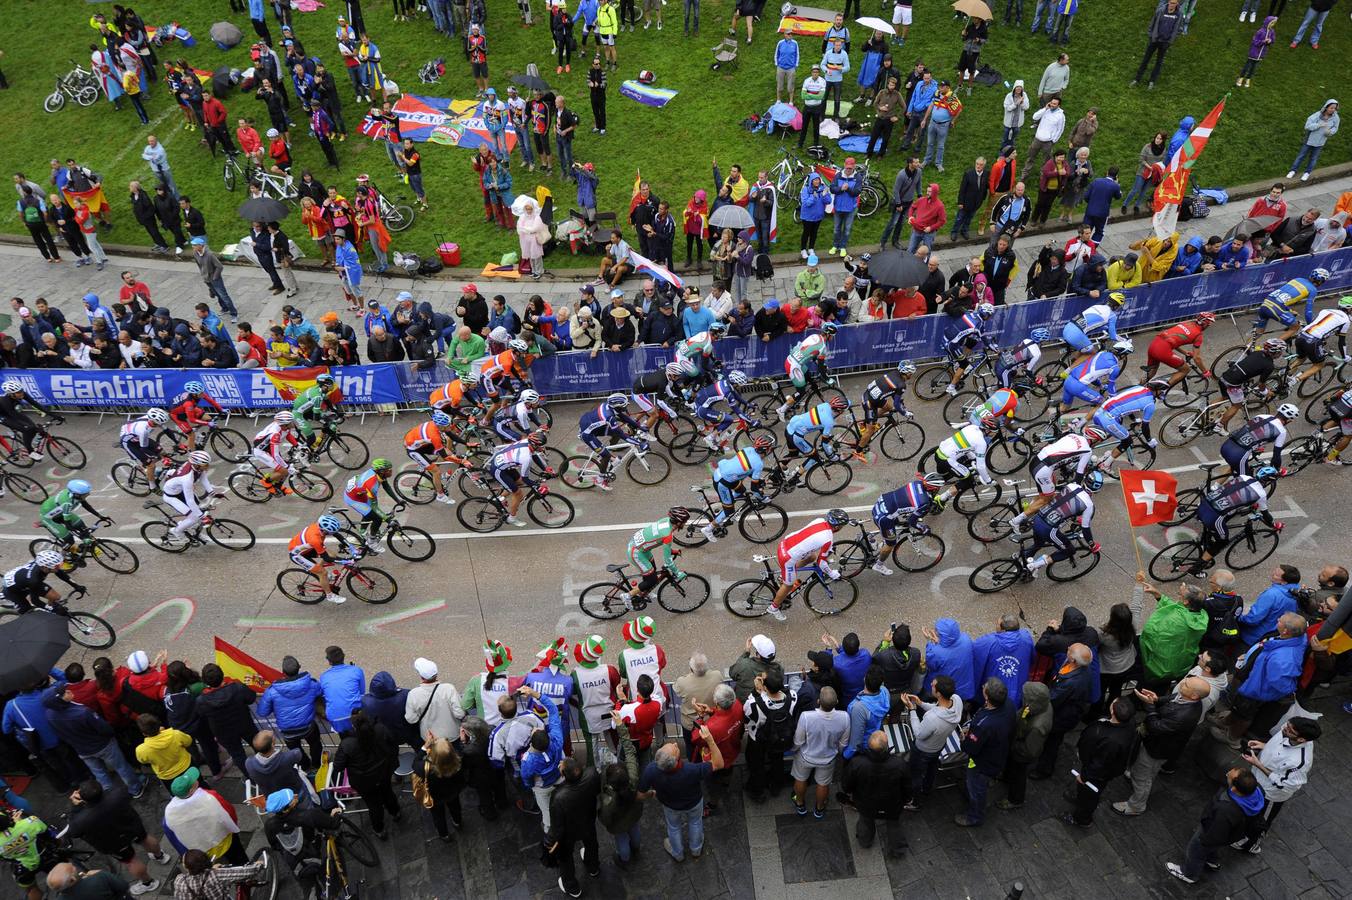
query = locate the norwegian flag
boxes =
[1119,469,1179,527]
[1152,97,1226,238]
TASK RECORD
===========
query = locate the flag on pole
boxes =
[747,185,779,245]
[1119,469,1179,526]
[1152,97,1227,238]
[628,248,685,290]
[263,365,340,403]
[213,636,283,693]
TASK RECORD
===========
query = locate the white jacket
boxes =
[1031,106,1066,143]
[404,680,467,741]
[1255,733,1313,802]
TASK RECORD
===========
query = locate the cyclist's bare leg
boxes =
[770,580,793,612]
[505,487,524,517]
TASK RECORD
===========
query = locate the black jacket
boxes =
[1196,786,1263,849]
[990,192,1031,232]
[1036,607,1101,662]
[366,334,405,363]
[640,310,680,346]
[1075,717,1135,786]
[457,294,490,333]
[601,316,636,349]
[957,167,989,212]
[1139,697,1202,760]
[962,702,1015,776]
[1200,591,1243,649]
[546,769,602,843]
[982,246,1017,290]
[333,724,398,781]
[130,189,158,226]
[153,193,181,229]
[1030,264,1069,299]
[60,787,146,853]
[1269,216,1317,256]
[842,746,911,818]
[182,205,207,237]
[754,308,787,340]
[195,682,258,740]
[1047,665,1093,731]
[872,645,918,695]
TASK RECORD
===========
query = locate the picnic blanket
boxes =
[480,262,523,280]
[620,81,678,108]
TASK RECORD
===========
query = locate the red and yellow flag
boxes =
[263,365,332,402]
[62,184,109,216]
[1152,97,1226,235]
[778,15,832,36]
[214,636,283,693]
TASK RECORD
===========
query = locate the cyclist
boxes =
[1221,405,1297,476]
[0,379,55,460]
[766,509,850,621]
[1253,267,1330,342]
[783,396,849,483]
[578,393,645,491]
[675,322,727,386]
[404,411,471,505]
[692,369,757,450]
[39,479,110,551]
[1024,471,1104,577]
[1193,467,1281,574]
[488,431,546,526]
[343,458,395,551]
[252,411,301,495]
[1046,339,1133,428]
[1060,291,1127,366]
[701,439,772,543]
[631,363,685,432]
[168,380,224,451]
[0,810,54,900]
[161,451,221,545]
[775,323,838,421]
[1009,426,1097,533]
[967,385,1022,429]
[2,551,84,614]
[120,407,171,489]
[293,373,342,451]
[429,371,488,422]
[941,302,996,396]
[857,361,915,450]
[995,328,1048,389]
[619,507,691,609]
[1291,296,1352,387]
[1092,379,1167,466]
[1320,386,1352,464]
[480,339,533,414]
[1144,312,1216,388]
[491,389,547,443]
[1215,339,1286,432]
[870,475,945,575]
[286,514,352,604]
[933,417,997,507]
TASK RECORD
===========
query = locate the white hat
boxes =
[266,128,280,138]
[127,650,150,674]
[413,657,438,680]
[750,635,776,659]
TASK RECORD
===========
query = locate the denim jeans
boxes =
[1181,829,1217,880]
[879,201,911,247]
[429,0,452,33]
[1029,0,1054,31]
[950,207,974,239]
[1292,7,1329,44]
[832,209,857,249]
[907,229,936,253]
[490,129,510,161]
[82,738,147,795]
[1049,12,1074,43]
[514,124,534,165]
[1121,173,1151,208]
[1001,125,1021,150]
[908,747,940,797]
[1004,0,1024,23]
[557,135,575,175]
[613,821,642,861]
[965,770,991,824]
[684,0,700,32]
[208,276,238,317]
[662,802,703,857]
[1241,0,1260,13]
[922,119,951,167]
[1292,142,1323,175]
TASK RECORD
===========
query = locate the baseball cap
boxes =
[751,634,776,659]
[191,236,207,246]
[580,284,596,295]
[265,788,295,814]
[170,767,201,798]
[266,128,279,138]
[806,253,819,266]
[413,657,438,680]
[461,283,479,294]
[396,291,413,302]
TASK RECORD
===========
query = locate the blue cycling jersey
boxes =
[1098,385,1156,423]
[1072,303,1119,339]
[787,402,835,438]
[579,403,639,436]
[874,481,934,521]
[1069,351,1121,391]
[715,447,764,483]
[694,379,753,417]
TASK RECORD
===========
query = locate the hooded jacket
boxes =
[1140,594,1209,680]
[244,747,311,799]
[1236,633,1307,702]
[1047,663,1093,730]
[195,681,257,741]
[1008,682,1052,763]
[1167,116,1194,161]
[84,297,118,334]
[1303,101,1340,148]
[1248,17,1277,59]
[1071,254,1108,296]
[1036,606,1101,702]
[1238,582,1303,646]
[1002,83,1029,128]
[1076,715,1136,786]
[799,175,829,223]
[924,618,976,700]
[843,689,891,759]
[908,184,947,233]
[1197,785,1265,849]
[171,324,201,367]
[1,670,65,751]
[361,671,417,745]
[320,663,366,734]
[332,721,397,781]
[1169,236,1206,277]
[258,672,322,733]
[970,627,1034,705]
[832,647,873,706]
[842,742,911,818]
[729,652,784,702]
[518,694,565,788]
[41,685,114,755]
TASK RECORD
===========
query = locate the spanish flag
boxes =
[62,184,110,217]
[214,636,283,693]
[778,15,832,36]
[263,365,336,402]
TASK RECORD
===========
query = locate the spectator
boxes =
[823,632,871,704]
[1081,167,1121,241]
[794,259,826,306]
[257,655,323,767]
[1290,1,1336,50]
[899,69,936,151]
[1063,697,1135,828]
[997,682,1051,810]
[950,157,987,241]
[1227,612,1308,741]
[1131,0,1183,89]
[842,667,890,762]
[742,670,795,801]
[134,715,194,792]
[1106,251,1143,289]
[1167,768,1265,884]
[790,686,849,817]
[600,305,636,352]
[1033,643,1094,779]
[971,614,1034,705]
[901,676,961,807]
[1287,100,1340,182]
[1112,677,1208,817]
[829,158,863,254]
[921,618,975,703]
[1070,254,1108,298]
[637,732,724,862]
[981,234,1017,304]
[907,183,946,253]
[1237,15,1277,88]
[880,156,923,250]
[754,299,787,341]
[1121,132,1167,214]
[245,730,315,805]
[1025,97,1065,173]
[1267,207,1321,260]
[919,81,962,172]
[843,730,911,855]
[161,768,247,864]
[366,324,405,362]
[1235,716,1319,853]
[989,182,1031,241]
[57,779,167,896]
[681,293,715,337]
[546,756,602,897]
[404,657,466,745]
[195,664,258,774]
[1095,601,1139,713]
[333,710,401,839]
[190,238,238,322]
[673,652,723,751]
[1136,578,1210,682]
[872,623,919,697]
[46,863,131,899]
[1002,80,1030,148]
[955,678,1015,827]
[318,646,365,735]
[1032,150,1069,228]
[1239,565,1304,646]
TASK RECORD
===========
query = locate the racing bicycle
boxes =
[140,495,257,553]
[943,362,1053,424]
[0,589,115,649]
[1164,462,1281,525]
[723,553,858,618]
[829,405,927,463]
[774,436,854,496]
[455,481,575,532]
[30,521,138,575]
[578,554,711,619]
[562,439,671,489]
[1284,424,1345,474]
[301,419,371,470]
[323,502,436,562]
[913,351,995,402]
[8,419,86,470]
[157,416,251,463]
[672,485,788,548]
[228,455,334,504]
[832,516,946,575]
[968,531,1101,593]
[276,546,397,605]
[111,449,184,497]
[0,463,47,504]
[1147,512,1280,582]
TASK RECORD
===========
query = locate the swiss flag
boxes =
[1119,470,1179,526]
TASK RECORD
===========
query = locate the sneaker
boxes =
[1286,170,1297,179]
[1238,10,1245,19]
[1111,801,1141,817]
[702,432,720,450]
[793,795,808,816]
[1289,40,1298,48]
[149,851,171,865]
[364,539,385,554]
[775,402,790,422]
[506,515,527,527]
[558,877,582,898]
[1250,10,1257,21]
[1166,863,1195,884]
[870,561,894,575]
[663,838,684,862]
[325,593,347,604]
[1301,172,1310,182]
[813,807,824,819]
[800,249,808,260]
[700,524,718,543]
[902,800,921,811]
[767,605,787,621]
[598,477,614,492]
[944,384,958,396]
[435,493,456,505]
[995,799,1022,810]
[27,452,43,462]
[129,879,160,896]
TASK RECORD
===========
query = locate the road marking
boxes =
[356,599,447,635]
[234,617,320,630]
[116,597,196,641]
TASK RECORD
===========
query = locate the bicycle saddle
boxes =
[606,564,626,573]
[752,554,771,563]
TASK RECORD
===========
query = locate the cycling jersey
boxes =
[1070,351,1121,391]
[404,422,446,453]
[0,391,49,420]
[429,379,470,412]
[1037,485,1095,531]
[252,422,298,470]
[40,488,91,540]
[2,561,65,611]
[937,423,991,483]
[120,417,158,463]
[627,517,676,574]
[481,349,528,386]
[162,463,215,499]
[288,522,330,556]
[1092,385,1156,441]
[968,388,1019,425]
[344,468,384,504]
[1223,414,1289,471]
[1203,475,1269,515]
[492,400,543,440]
[169,394,222,432]
[788,334,829,367]
[787,403,836,454]
[293,384,339,419]
[1032,433,1093,494]
[693,378,753,428]
[1148,321,1205,369]
[943,313,988,353]
[862,373,908,421]
[777,518,836,583]
[1257,277,1316,327]
[676,332,714,361]
[1071,303,1119,339]
[489,440,534,491]
[1329,387,1352,419]
[996,339,1043,386]
[1219,351,1276,408]
[872,480,936,537]
[632,371,682,416]
[715,447,764,485]
[1303,308,1351,341]
[579,403,640,441]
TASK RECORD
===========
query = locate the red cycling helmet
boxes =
[829,396,849,413]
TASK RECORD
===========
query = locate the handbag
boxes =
[411,760,435,809]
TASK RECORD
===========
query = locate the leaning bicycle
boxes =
[140,495,256,553]
[0,589,115,649]
[30,521,139,575]
[276,546,397,605]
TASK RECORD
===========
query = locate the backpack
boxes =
[21,203,41,225]
[754,252,774,281]
[757,694,794,752]
[418,255,444,275]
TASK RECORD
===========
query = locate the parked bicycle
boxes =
[43,61,99,112]
[30,520,138,575]
[456,481,575,532]
[672,485,788,548]
[723,553,858,618]
[140,495,256,553]
[0,589,115,649]
[276,545,397,604]
[578,554,711,619]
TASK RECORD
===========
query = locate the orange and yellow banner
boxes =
[778,15,832,36]
[62,185,109,216]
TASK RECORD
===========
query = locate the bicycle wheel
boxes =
[248,849,280,900]
[657,573,711,613]
[731,424,780,453]
[805,578,858,615]
[394,467,437,504]
[833,540,871,581]
[208,427,250,463]
[943,391,985,426]
[141,521,188,554]
[206,518,256,551]
[855,184,882,218]
[737,502,787,544]
[988,437,1031,476]
[46,435,86,470]
[561,455,599,490]
[1013,384,1051,422]
[74,85,99,107]
[4,473,47,504]
[967,501,1018,543]
[528,492,576,528]
[386,525,435,562]
[954,479,1003,516]
[723,578,776,618]
[672,508,714,549]
[457,470,495,498]
[805,384,848,410]
[1148,540,1203,583]
[877,419,925,462]
[456,497,505,533]
[668,429,713,465]
[1211,343,1252,375]
[578,581,629,620]
[28,538,61,558]
[223,160,237,191]
[625,450,671,486]
[891,531,945,572]
[1114,440,1157,474]
[535,447,569,478]
[346,566,397,604]
[91,539,138,574]
[913,364,952,401]
[291,470,334,503]
[1167,487,1203,524]
[323,432,370,470]
[66,612,116,649]
[1047,548,1101,582]
[969,558,1024,594]
[338,818,380,867]
[228,470,272,503]
[1225,526,1279,571]
[804,460,853,495]
[385,204,416,233]
[277,569,325,604]
[1283,436,1323,475]
[1159,407,1207,448]
[1161,370,1207,409]
[111,461,152,497]
[44,90,65,113]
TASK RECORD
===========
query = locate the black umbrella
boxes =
[0,611,70,695]
[1223,215,1281,241]
[511,72,552,93]
[238,197,291,222]
[211,66,241,98]
[868,249,931,289]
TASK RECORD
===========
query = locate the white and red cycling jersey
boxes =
[252,422,298,470]
[776,518,835,583]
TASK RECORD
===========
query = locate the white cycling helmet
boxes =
[188,450,211,466]
[665,362,685,378]
[461,370,481,386]
[146,407,170,425]
[274,411,295,424]
[1277,403,1299,420]
[727,370,748,386]
[1,380,22,394]
[606,393,629,409]
[975,303,995,320]
[520,389,541,405]
[509,338,529,353]
[1111,339,1135,356]
[35,550,64,569]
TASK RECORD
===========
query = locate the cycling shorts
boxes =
[1198,501,1228,540]
[1031,460,1059,496]
[1256,303,1297,327]
[1220,440,1255,476]
[1219,379,1247,406]
[493,420,523,442]
[289,547,322,570]
[492,467,521,493]
[1294,333,1327,363]
[1031,518,1070,552]
[784,356,808,390]
[1336,417,1352,437]
[1091,410,1130,441]
[1062,322,1093,352]
[406,447,435,468]
[790,431,815,454]
[1147,335,1188,370]
[121,436,156,464]
[715,478,740,507]
[344,496,372,517]
[777,544,815,584]
[633,393,675,417]
[871,507,901,543]
[936,453,972,481]
[252,447,286,472]
[1061,376,1103,407]
[628,544,657,576]
[945,335,981,361]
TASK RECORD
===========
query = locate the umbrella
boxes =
[511,72,552,93]
[709,205,754,230]
[768,102,802,129]
[869,249,931,289]
[238,197,291,222]
[211,66,240,98]
[855,16,896,34]
[952,0,993,19]
[209,21,243,49]
[1224,215,1281,241]
[0,611,69,694]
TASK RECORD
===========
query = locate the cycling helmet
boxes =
[430,410,452,427]
[828,395,849,413]
[146,407,170,425]
[1083,425,1109,444]
[371,457,392,472]
[1083,470,1104,493]
[980,414,1000,432]
[919,472,944,492]
[606,393,629,409]
[1339,296,1352,310]
[509,338,529,353]
[273,411,295,424]
[975,302,995,320]
[315,373,336,387]
[317,514,344,534]
[461,370,481,386]
[184,381,204,394]
[67,479,92,496]
[526,430,547,449]
[1310,267,1330,285]
[1263,338,1287,356]
[1111,339,1135,356]
[821,322,839,336]
[727,369,748,386]
[1030,327,1052,343]
[709,322,728,336]
[1146,378,1172,394]
[35,550,64,569]
[1254,465,1279,481]
[667,506,691,526]
[1107,290,1128,307]
[897,360,916,376]
[1195,311,1217,326]
[520,389,541,405]
[1,380,22,394]
[752,435,775,452]
[1277,403,1299,420]
[665,362,685,378]
[188,451,211,466]
[825,508,849,527]
[1064,416,1086,434]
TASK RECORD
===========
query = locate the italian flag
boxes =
[1152,96,1226,238]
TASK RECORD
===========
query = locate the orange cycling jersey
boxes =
[429,380,466,410]
[404,422,446,452]
[288,522,328,555]
[1158,321,1205,350]
[482,350,526,382]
